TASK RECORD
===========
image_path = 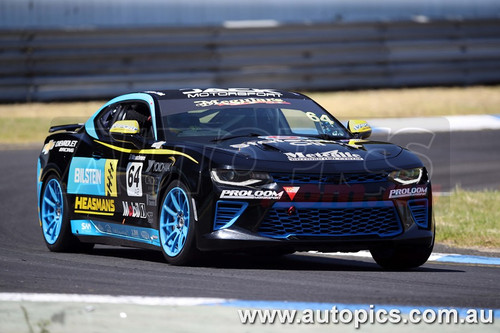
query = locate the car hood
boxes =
[206,136,404,166]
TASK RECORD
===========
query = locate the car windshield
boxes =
[158,97,350,142]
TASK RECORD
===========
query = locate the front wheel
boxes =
[158,181,198,265]
[40,174,94,252]
[370,243,433,270]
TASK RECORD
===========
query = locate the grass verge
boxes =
[434,188,500,249]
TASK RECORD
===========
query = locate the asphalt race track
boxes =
[0,130,499,311]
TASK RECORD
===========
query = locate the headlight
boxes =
[388,168,423,185]
[211,169,272,187]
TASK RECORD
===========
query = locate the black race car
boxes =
[37,88,434,269]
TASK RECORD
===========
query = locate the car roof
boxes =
[141,88,307,100]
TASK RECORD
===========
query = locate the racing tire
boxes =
[370,243,434,270]
[158,180,198,265]
[40,174,94,252]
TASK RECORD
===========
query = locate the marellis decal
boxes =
[284,150,363,161]
[194,98,289,108]
[389,186,428,199]
[230,137,325,149]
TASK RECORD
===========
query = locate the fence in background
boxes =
[1,19,499,101]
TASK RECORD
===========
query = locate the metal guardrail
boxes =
[1,19,499,101]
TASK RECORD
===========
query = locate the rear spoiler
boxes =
[49,123,84,133]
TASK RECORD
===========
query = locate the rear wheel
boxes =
[370,243,433,270]
[40,175,93,252]
[158,181,198,265]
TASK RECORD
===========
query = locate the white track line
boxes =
[0,293,226,306]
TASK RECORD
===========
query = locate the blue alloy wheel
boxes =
[160,186,191,257]
[41,178,64,244]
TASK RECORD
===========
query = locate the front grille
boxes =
[408,199,429,229]
[258,202,402,239]
[271,172,388,184]
[213,201,248,231]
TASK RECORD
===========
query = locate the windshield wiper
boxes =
[211,132,262,143]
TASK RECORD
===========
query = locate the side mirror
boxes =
[347,120,372,139]
[109,120,145,148]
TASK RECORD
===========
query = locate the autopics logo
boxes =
[220,189,284,200]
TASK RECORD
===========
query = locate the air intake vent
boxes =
[408,199,429,229]
[213,201,248,231]
[258,201,402,239]
[271,172,388,184]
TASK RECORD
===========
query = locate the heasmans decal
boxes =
[74,196,115,216]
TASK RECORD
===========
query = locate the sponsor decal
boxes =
[144,175,157,186]
[284,150,363,161]
[104,160,117,197]
[110,122,138,133]
[74,196,115,216]
[126,162,143,197]
[151,141,166,149]
[220,189,283,200]
[230,137,326,149]
[55,140,77,153]
[182,88,282,98]
[353,122,369,131]
[42,139,78,154]
[144,90,165,96]
[145,159,173,173]
[146,194,157,206]
[130,154,146,161]
[68,157,118,197]
[122,201,147,219]
[42,140,55,154]
[283,186,300,200]
[194,98,289,108]
[389,186,428,199]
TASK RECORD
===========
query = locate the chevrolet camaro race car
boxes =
[37,88,434,269]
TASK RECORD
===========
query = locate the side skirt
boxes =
[71,219,161,248]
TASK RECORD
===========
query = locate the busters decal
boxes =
[129,154,146,161]
[220,189,283,200]
[74,196,115,216]
[284,150,363,161]
[194,98,289,108]
[122,201,147,219]
[126,162,143,197]
[67,157,118,196]
[389,186,428,199]
[182,88,282,98]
